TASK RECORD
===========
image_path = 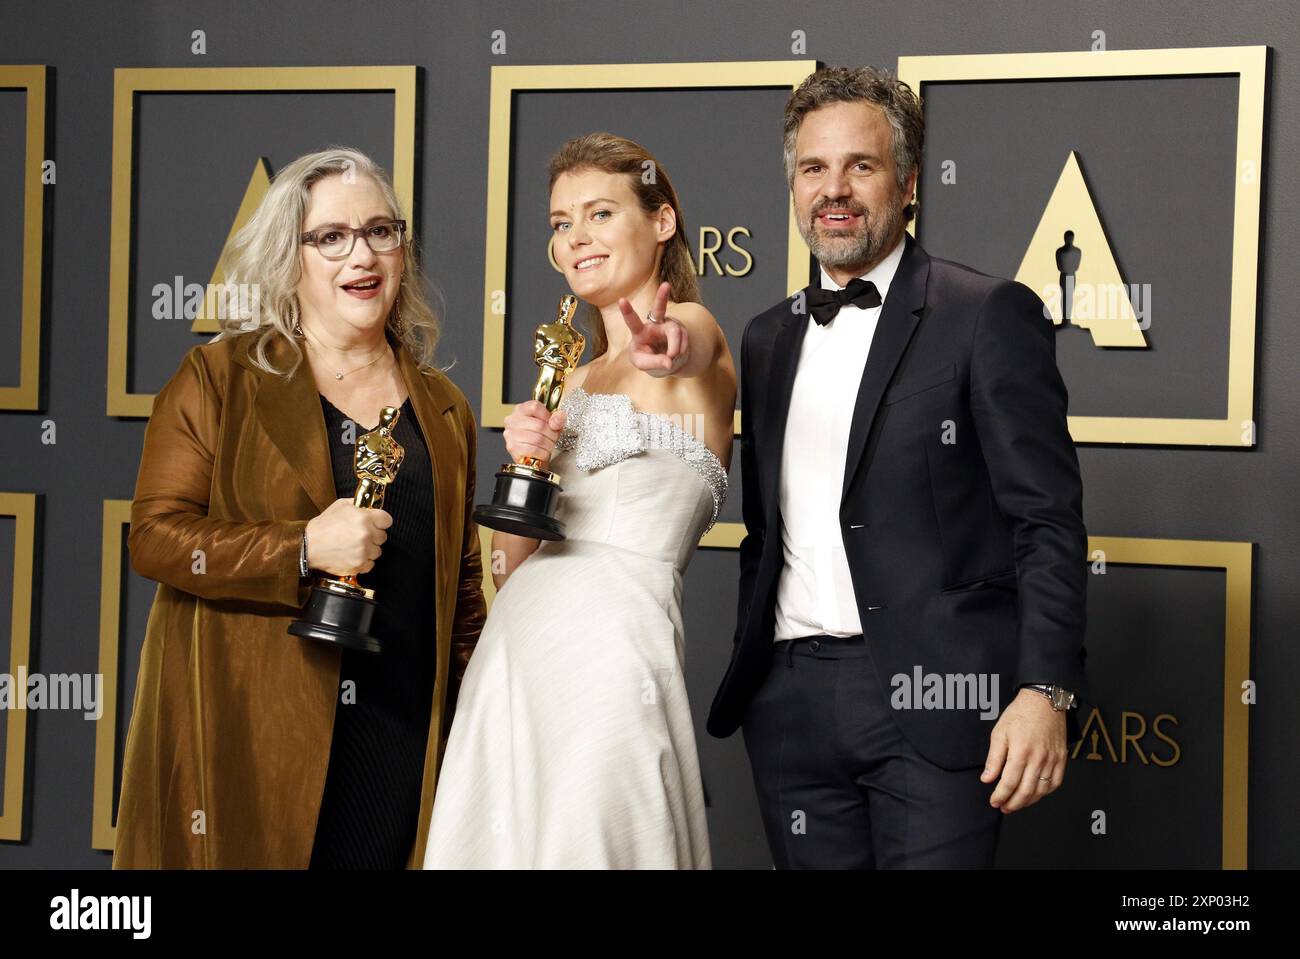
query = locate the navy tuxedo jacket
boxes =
[706,233,1090,769]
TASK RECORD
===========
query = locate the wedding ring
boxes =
[645,313,659,324]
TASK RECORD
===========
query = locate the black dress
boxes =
[309,395,438,869]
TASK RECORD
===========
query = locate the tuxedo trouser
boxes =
[741,634,1003,869]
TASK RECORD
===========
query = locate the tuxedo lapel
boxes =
[758,299,812,523]
[840,233,930,504]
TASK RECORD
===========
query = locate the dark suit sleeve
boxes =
[735,323,765,644]
[969,281,1088,697]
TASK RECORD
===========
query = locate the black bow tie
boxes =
[806,278,882,326]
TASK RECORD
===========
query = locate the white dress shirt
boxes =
[773,236,906,641]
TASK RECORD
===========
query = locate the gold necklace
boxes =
[302,328,390,380]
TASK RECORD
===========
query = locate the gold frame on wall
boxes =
[897,46,1267,447]
[480,61,818,436]
[107,66,418,418]
[0,66,47,411]
[91,499,131,851]
[1086,535,1253,869]
[0,493,38,841]
[688,529,1252,866]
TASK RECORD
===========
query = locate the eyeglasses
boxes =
[300,219,407,259]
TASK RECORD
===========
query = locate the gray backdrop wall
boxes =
[0,0,1296,869]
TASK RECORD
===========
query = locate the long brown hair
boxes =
[547,132,700,359]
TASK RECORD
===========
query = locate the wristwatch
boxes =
[1021,683,1076,711]
[298,529,310,579]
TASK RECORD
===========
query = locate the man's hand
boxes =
[981,687,1068,814]
[620,281,689,378]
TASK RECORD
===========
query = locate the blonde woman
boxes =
[425,133,736,868]
[113,148,486,869]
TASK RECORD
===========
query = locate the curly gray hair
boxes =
[212,146,443,376]
[782,66,925,221]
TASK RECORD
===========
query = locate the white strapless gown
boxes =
[423,387,728,869]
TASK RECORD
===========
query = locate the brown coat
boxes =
[111,328,486,868]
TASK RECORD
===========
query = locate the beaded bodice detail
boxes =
[554,387,728,534]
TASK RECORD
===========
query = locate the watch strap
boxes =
[1021,683,1075,711]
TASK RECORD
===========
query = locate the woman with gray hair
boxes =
[113,147,486,869]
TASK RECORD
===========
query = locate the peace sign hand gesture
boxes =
[619,281,689,378]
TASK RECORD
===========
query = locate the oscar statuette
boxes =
[289,405,405,653]
[473,294,586,540]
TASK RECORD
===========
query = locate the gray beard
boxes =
[800,201,904,274]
